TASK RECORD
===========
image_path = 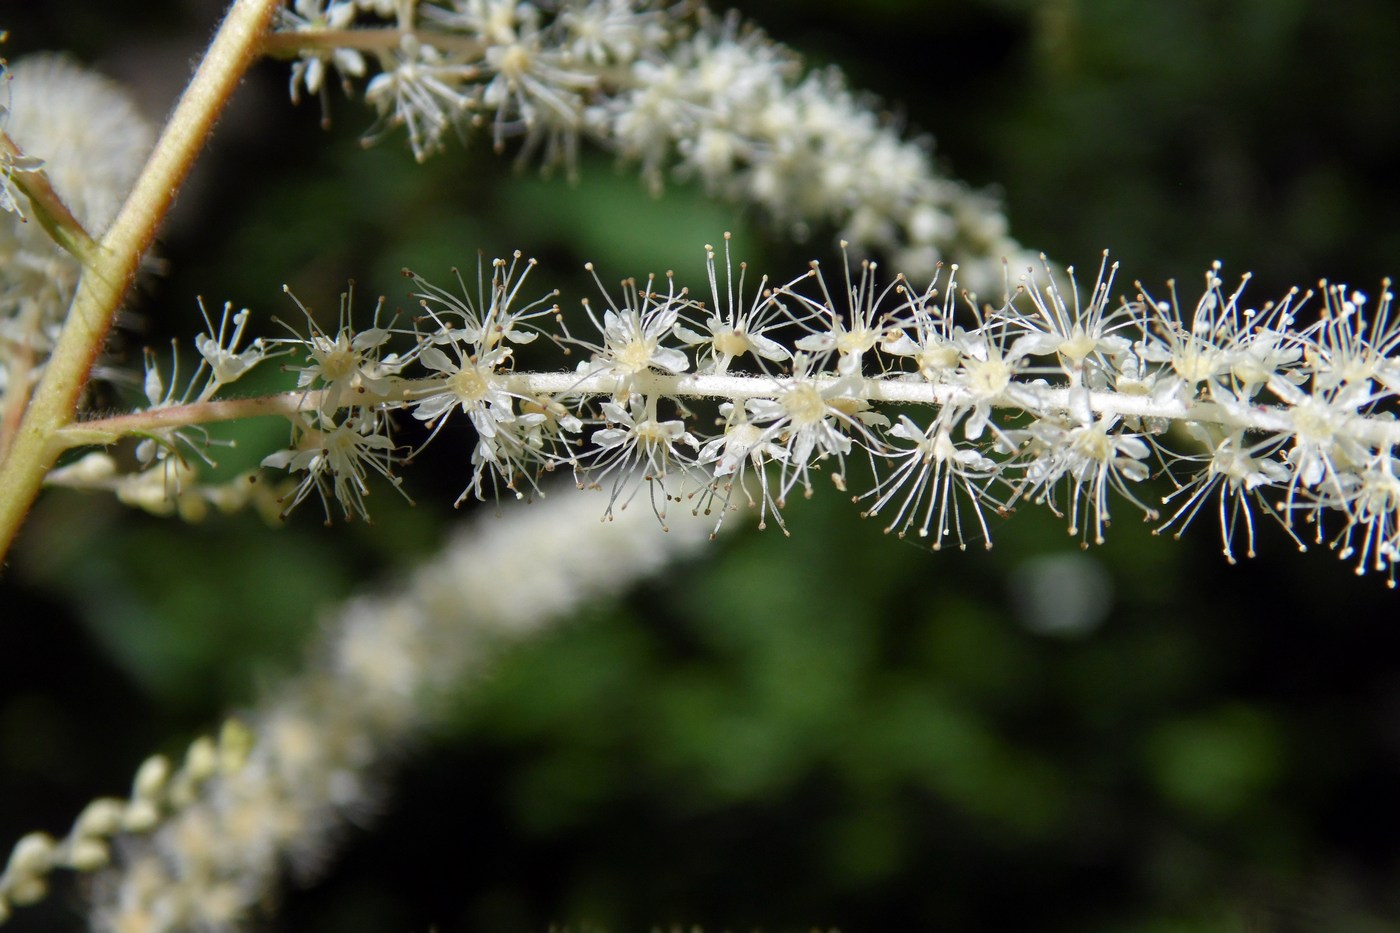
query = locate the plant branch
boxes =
[54,392,326,449]
[0,0,282,570]
[45,370,1400,456]
[262,27,485,58]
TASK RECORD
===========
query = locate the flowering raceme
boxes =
[258,0,1035,291]
[49,235,1400,586]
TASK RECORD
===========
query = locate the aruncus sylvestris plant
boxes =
[2,0,1400,928]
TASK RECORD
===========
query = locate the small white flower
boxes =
[132,344,229,489]
[1268,375,1375,495]
[570,265,692,382]
[1303,280,1400,396]
[193,300,275,394]
[695,401,791,535]
[411,339,516,436]
[744,353,885,507]
[408,251,558,351]
[1007,414,1156,545]
[1132,262,1298,405]
[857,413,1003,548]
[262,414,405,523]
[786,246,902,376]
[673,234,791,375]
[281,286,402,420]
[479,13,596,156]
[559,0,664,66]
[1003,251,1134,377]
[1322,453,1400,585]
[364,34,480,161]
[577,395,699,527]
[953,329,1043,440]
[1158,423,1295,564]
[604,58,703,193]
[278,0,367,109]
[878,262,966,382]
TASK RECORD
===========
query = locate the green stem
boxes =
[0,0,282,570]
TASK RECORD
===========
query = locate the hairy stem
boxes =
[262,27,485,58]
[0,0,282,570]
[54,393,325,449]
[48,371,1400,455]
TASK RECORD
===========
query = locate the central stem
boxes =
[52,371,1400,458]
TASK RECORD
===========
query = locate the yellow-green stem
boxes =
[260,27,484,58]
[54,392,329,448]
[0,0,282,569]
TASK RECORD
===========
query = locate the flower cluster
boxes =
[1,55,153,399]
[269,0,1032,292]
[0,722,251,925]
[91,238,1391,584]
[79,469,719,933]
[29,216,1400,583]
[260,284,413,522]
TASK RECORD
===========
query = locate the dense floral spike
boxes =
[1,55,153,400]
[77,482,721,933]
[7,7,1400,926]
[45,239,1400,583]
[267,0,1035,292]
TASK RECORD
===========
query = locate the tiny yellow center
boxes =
[615,338,656,374]
[836,328,877,356]
[964,356,1010,397]
[1059,330,1097,366]
[450,365,489,402]
[1071,424,1114,462]
[1173,345,1219,384]
[497,44,531,81]
[917,344,960,378]
[713,328,751,359]
[315,336,356,382]
[784,383,827,426]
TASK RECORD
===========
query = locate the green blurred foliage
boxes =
[4,1,1400,931]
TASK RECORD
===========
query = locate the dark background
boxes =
[4,1,1400,930]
